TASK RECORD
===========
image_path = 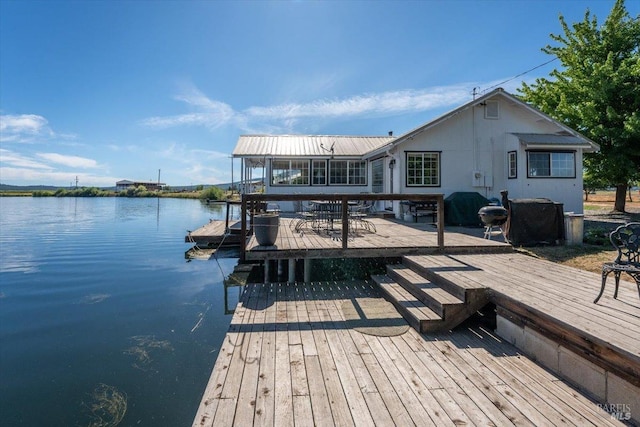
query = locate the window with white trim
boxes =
[406,152,440,186]
[312,160,326,185]
[527,151,575,178]
[329,160,367,185]
[271,160,309,185]
[508,151,517,179]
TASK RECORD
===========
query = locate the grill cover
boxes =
[444,192,490,227]
[504,198,564,246]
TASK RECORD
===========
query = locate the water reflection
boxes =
[0,197,237,426]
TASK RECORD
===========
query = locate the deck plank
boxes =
[194,281,629,427]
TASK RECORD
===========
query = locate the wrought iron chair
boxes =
[594,222,640,303]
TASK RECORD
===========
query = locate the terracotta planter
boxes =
[254,213,279,246]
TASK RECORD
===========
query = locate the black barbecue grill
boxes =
[478,205,508,240]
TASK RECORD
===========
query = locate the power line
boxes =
[481,57,558,95]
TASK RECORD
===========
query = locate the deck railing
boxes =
[240,193,444,260]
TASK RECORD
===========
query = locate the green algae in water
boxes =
[85,384,127,427]
[123,335,173,372]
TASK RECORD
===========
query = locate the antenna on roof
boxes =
[320,142,335,159]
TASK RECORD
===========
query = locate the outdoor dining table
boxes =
[310,200,357,232]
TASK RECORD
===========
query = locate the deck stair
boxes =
[372,255,489,333]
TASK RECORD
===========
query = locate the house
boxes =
[232,88,599,215]
[115,180,166,192]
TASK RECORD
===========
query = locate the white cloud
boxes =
[0,114,55,143]
[141,81,499,134]
[0,149,53,170]
[36,153,99,168]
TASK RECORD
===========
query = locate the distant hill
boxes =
[0,184,63,192]
[0,180,262,192]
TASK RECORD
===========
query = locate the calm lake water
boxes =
[0,197,242,426]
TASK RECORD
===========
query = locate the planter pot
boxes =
[254,213,280,246]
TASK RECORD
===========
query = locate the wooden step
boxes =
[371,274,443,333]
[402,254,488,307]
[386,264,463,318]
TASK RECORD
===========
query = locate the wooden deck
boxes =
[245,217,511,260]
[186,220,244,246]
[403,253,640,385]
[194,277,633,426]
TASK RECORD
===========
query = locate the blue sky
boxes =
[1,0,636,188]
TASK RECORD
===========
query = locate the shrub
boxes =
[199,186,225,201]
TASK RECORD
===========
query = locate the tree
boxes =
[519,0,640,212]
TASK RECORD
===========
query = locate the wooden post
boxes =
[436,194,444,250]
[304,258,311,283]
[288,259,296,283]
[341,196,348,249]
[240,196,247,262]
[264,259,270,283]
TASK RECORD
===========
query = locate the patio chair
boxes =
[594,222,640,303]
[289,202,318,233]
[349,201,377,233]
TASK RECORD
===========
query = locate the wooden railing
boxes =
[240,193,444,260]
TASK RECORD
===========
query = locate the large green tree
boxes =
[519,0,640,212]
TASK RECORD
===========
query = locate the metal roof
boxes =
[512,133,595,149]
[233,135,395,158]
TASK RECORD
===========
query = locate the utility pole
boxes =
[75,176,78,189]
[230,156,234,194]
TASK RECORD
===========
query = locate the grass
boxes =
[518,190,639,274]
[518,245,617,275]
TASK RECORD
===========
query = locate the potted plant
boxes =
[254,212,279,246]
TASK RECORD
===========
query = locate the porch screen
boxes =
[271,160,309,185]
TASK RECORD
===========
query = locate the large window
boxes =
[271,160,309,185]
[312,160,326,185]
[371,159,384,193]
[527,151,575,178]
[329,160,367,185]
[406,152,440,186]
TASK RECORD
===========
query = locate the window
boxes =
[508,151,517,179]
[312,160,326,185]
[329,160,367,185]
[406,152,440,187]
[527,151,575,178]
[371,159,384,193]
[271,160,309,185]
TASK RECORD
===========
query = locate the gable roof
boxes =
[364,88,599,158]
[233,135,395,158]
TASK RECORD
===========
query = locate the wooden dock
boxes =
[194,277,634,426]
[192,208,639,425]
[245,217,511,260]
[186,220,244,247]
